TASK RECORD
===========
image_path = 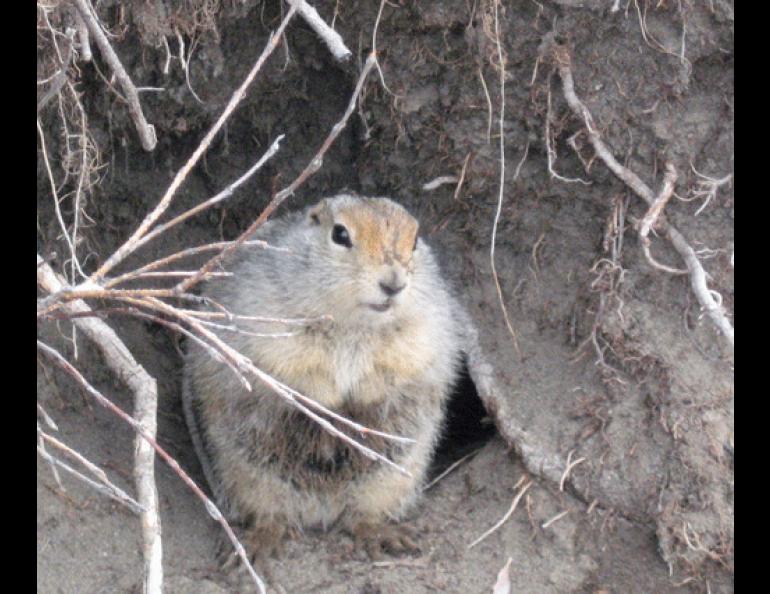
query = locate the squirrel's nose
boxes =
[379,280,405,297]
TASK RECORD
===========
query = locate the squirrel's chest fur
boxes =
[245,316,435,409]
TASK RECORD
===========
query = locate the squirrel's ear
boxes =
[308,199,331,226]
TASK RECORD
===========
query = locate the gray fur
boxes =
[183,194,462,543]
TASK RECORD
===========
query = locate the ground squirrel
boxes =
[183,193,462,563]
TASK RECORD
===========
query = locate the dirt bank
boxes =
[37,1,733,592]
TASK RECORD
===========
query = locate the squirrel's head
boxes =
[305,194,420,324]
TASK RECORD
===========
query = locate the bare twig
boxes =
[36,340,267,594]
[38,427,145,514]
[37,403,59,431]
[40,253,414,469]
[453,152,472,201]
[549,40,734,346]
[68,80,93,285]
[628,213,688,275]
[176,51,377,293]
[174,26,204,105]
[36,257,163,594]
[490,140,528,356]
[90,4,299,282]
[120,270,233,280]
[176,309,327,326]
[105,240,286,288]
[372,0,402,97]
[422,447,483,491]
[38,287,201,317]
[664,224,733,342]
[468,479,533,548]
[70,0,157,151]
[632,0,691,75]
[287,0,352,62]
[635,162,689,274]
[111,295,416,472]
[37,425,63,489]
[111,134,286,264]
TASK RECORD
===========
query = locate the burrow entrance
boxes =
[430,356,497,478]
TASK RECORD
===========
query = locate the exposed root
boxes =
[559,449,586,492]
[545,36,733,346]
[679,163,733,217]
[487,0,525,355]
[287,0,352,62]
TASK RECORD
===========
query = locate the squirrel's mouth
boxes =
[367,301,392,312]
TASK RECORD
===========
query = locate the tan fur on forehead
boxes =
[334,198,418,263]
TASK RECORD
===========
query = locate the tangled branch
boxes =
[37,11,389,589]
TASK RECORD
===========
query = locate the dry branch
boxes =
[541,510,569,529]
[37,256,163,594]
[635,162,689,275]
[37,18,399,592]
[70,0,157,151]
[36,340,267,594]
[422,448,482,491]
[176,51,377,293]
[108,295,416,474]
[91,4,300,282]
[111,133,286,264]
[547,39,734,346]
[40,279,416,475]
[422,175,459,191]
[37,118,85,281]
[546,77,591,185]
[105,240,286,288]
[38,426,145,514]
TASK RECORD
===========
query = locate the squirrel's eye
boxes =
[332,224,352,248]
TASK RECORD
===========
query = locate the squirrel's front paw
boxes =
[219,522,286,586]
[350,521,420,561]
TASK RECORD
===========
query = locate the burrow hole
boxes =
[429,356,497,478]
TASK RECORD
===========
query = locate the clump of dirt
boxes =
[37,0,733,592]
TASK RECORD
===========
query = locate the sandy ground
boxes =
[37,323,700,593]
